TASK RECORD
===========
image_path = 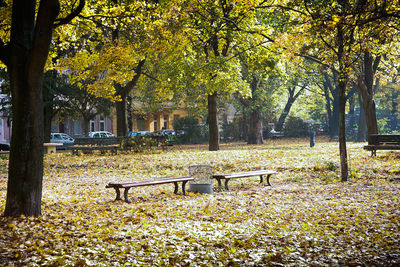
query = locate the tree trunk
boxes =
[116,92,127,137]
[276,96,294,132]
[247,109,263,144]
[337,25,349,182]
[208,93,219,151]
[83,116,90,137]
[357,52,379,136]
[4,0,60,217]
[330,91,339,140]
[357,94,367,142]
[323,72,333,136]
[114,60,145,137]
[323,70,339,140]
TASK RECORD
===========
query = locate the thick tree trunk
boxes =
[357,52,379,136]
[357,95,367,142]
[83,117,90,137]
[116,93,127,137]
[247,109,263,144]
[208,93,219,151]
[4,0,60,217]
[114,60,145,137]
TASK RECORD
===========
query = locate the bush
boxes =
[283,116,309,137]
[221,120,240,142]
[122,136,161,152]
[173,116,208,144]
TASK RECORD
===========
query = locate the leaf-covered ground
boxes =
[0,137,399,266]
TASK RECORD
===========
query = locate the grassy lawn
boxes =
[0,137,399,266]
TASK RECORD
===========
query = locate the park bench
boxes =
[44,143,62,154]
[213,170,277,191]
[69,137,123,155]
[106,176,194,203]
[363,134,400,156]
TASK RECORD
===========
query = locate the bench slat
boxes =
[107,176,193,188]
[214,170,277,179]
[364,134,400,156]
[213,170,276,190]
[106,176,194,202]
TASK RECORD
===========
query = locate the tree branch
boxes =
[53,0,85,28]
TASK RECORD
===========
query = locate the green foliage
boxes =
[221,120,241,142]
[283,116,309,137]
[173,116,208,144]
[123,136,164,152]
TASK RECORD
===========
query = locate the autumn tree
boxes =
[179,0,278,150]
[276,0,400,182]
[0,0,84,217]
[275,62,311,132]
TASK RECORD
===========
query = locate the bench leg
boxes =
[114,188,122,201]
[182,181,188,195]
[372,150,376,157]
[215,178,223,190]
[173,182,179,194]
[124,188,130,203]
[260,174,272,186]
[224,179,230,191]
[265,174,272,186]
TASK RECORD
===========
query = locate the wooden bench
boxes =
[69,137,122,155]
[363,134,400,156]
[106,176,194,203]
[213,170,277,191]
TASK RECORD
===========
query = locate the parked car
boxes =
[0,142,10,151]
[88,131,115,138]
[50,133,75,149]
[157,129,176,136]
[129,131,153,137]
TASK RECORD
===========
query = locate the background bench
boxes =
[213,170,277,190]
[69,137,122,155]
[363,134,400,156]
[106,176,194,203]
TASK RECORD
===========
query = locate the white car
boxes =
[88,131,115,138]
[50,133,75,148]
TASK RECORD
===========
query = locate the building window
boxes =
[163,115,168,129]
[137,116,145,131]
[100,117,105,131]
[74,121,81,136]
[90,120,95,132]
[154,117,158,131]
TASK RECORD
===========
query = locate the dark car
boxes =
[0,142,10,151]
